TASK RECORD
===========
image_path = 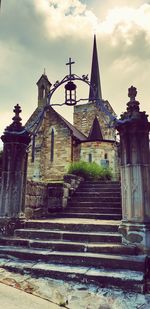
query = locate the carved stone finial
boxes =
[128,86,137,102]
[127,86,140,115]
[12,104,22,126]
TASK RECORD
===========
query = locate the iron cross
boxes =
[66,57,75,77]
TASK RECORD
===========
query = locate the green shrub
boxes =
[67,161,113,180]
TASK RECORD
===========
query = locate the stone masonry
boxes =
[74,101,116,140]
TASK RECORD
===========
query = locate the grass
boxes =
[67,161,113,181]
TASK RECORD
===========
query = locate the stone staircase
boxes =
[0,181,148,293]
[61,181,122,220]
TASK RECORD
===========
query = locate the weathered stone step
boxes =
[74,192,121,197]
[0,258,145,293]
[14,229,122,243]
[0,237,139,255]
[68,201,121,208]
[70,197,121,203]
[76,186,121,193]
[80,181,120,184]
[25,219,120,232]
[0,246,146,271]
[52,213,122,220]
[64,207,122,214]
[79,183,121,188]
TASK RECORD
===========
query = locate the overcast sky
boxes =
[0,0,150,148]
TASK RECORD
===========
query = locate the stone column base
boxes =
[119,221,150,253]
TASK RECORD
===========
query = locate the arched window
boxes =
[50,128,54,162]
[31,135,36,163]
[39,85,45,99]
[104,153,108,160]
[101,153,109,167]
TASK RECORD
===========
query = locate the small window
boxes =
[104,153,108,160]
[89,153,92,163]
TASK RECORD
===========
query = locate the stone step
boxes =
[51,213,122,220]
[79,183,121,189]
[70,197,121,203]
[76,187,121,193]
[0,246,146,271]
[81,180,120,185]
[0,258,145,293]
[24,219,120,232]
[74,192,121,197]
[68,201,121,208]
[14,229,122,243]
[0,237,139,255]
[64,207,122,214]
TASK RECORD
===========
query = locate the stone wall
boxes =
[25,174,83,219]
[80,141,120,180]
[25,180,48,219]
[73,101,116,140]
[27,108,72,182]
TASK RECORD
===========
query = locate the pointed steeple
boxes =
[89,35,102,102]
[88,116,103,141]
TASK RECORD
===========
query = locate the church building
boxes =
[26,36,119,181]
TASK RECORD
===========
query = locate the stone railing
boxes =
[25,174,83,219]
[63,174,83,208]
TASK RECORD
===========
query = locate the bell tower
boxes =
[36,71,52,107]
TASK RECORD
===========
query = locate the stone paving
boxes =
[0,267,150,308]
[0,282,62,309]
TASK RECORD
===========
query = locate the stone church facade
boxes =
[26,36,119,181]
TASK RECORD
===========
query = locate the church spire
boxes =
[89,35,102,102]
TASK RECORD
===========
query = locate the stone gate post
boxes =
[116,86,150,252]
[0,104,31,219]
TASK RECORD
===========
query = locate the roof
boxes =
[25,106,87,142]
[88,116,103,141]
[36,74,52,86]
[53,109,87,141]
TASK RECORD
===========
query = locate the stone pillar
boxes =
[116,86,150,252]
[0,104,31,219]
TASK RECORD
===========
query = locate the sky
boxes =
[0,0,150,148]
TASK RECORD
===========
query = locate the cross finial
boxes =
[43,68,46,75]
[128,86,137,102]
[66,57,75,77]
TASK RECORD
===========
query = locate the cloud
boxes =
[33,0,98,37]
[0,0,150,149]
[33,1,150,42]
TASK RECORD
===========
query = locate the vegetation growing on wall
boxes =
[67,161,113,180]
